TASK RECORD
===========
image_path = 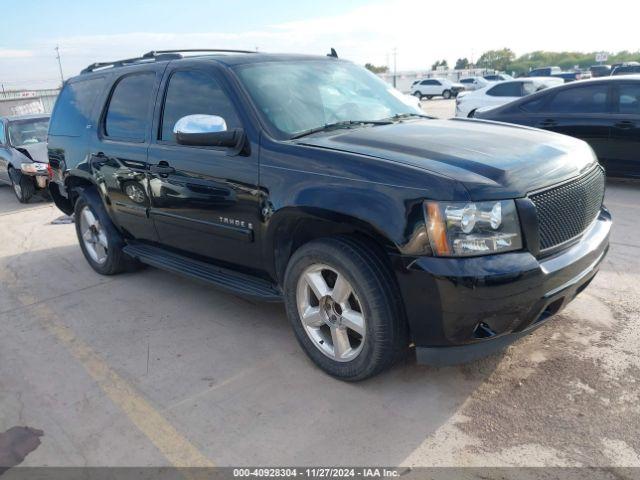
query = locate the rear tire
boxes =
[74,189,141,275]
[442,89,452,99]
[284,236,408,381]
[9,168,35,203]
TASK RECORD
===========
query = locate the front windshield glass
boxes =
[8,119,49,146]
[235,60,422,137]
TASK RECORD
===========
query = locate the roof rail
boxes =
[80,49,256,74]
[143,49,256,56]
[80,52,182,74]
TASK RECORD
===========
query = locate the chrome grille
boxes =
[530,167,605,251]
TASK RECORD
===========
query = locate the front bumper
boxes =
[394,208,611,366]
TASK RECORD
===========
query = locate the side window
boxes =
[618,84,640,114]
[160,70,241,142]
[520,94,548,112]
[420,80,430,85]
[49,77,105,137]
[487,82,522,97]
[0,122,5,145]
[104,73,155,141]
[545,85,609,114]
[433,80,442,86]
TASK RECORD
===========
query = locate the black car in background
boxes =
[612,64,640,76]
[590,65,611,78]
[475,76,640,178]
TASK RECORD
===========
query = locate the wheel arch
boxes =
[265,207,400,286]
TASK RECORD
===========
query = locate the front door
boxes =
[533,83,612,164]
[89,68,163,241]
[147,67,262,269]
[608,82,640,177]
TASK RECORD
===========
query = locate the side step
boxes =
[123,243,282,302]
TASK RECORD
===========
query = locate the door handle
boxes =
[614,120,634,129]
[149,162,175,175]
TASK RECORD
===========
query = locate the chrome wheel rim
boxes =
[79,206,108,265]
[296,264,366,362]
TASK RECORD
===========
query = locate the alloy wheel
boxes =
[296,264,366,362]
[79,206,109,265]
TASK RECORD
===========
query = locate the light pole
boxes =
[55,45,64,86]
[392,47,397,88]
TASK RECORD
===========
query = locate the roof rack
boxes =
[81,49,255,74]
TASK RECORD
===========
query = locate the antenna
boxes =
[55,45,65,86]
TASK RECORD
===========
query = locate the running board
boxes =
[123,243,282,302]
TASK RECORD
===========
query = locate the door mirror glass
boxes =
[174,114,243,148]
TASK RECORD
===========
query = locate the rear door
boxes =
[532,83,612,163]
[147,64,262,268]
[89,66,164,241]
[608,81,640,176]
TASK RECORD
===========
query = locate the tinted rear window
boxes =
[105,73,155,141]
[618,84,640,114]
[49,77,105,137]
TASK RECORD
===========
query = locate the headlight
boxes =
[425,200,522,257]
[21,162,49,174]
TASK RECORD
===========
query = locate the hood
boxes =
[296,118,598,200]
[14,142,49,164]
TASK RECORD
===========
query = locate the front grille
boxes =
[530,167,605,251]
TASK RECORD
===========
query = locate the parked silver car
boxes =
[0,114,51,203]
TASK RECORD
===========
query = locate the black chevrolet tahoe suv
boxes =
[47,49,611,381]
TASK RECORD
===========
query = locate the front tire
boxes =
[413,91,422,99]
[284,237,408,381]
[74,189,140,275]
[9,168,35,203]
[442,89,452,99]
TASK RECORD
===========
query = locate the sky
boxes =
[1,0,638,89]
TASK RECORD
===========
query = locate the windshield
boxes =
[235,60,422,138]
[8,119,49,146]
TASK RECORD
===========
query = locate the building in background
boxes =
[0,89,59,116]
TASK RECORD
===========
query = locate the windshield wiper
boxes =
[290,120,392,140]
[384,112,432,121]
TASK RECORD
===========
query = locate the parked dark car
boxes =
[551,71,582,83]
[475,76,640,178]
[48,50,610,380]
[612,64,640,76]
[0,114,51,202]
[590,65,611,78]
[527,66,562,77]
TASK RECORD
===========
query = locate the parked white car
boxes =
[455,77,564,117]
[411,78,465,100]
[459,76,490,91]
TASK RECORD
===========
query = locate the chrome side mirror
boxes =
[174,114,245,151]
[173,114,228,135]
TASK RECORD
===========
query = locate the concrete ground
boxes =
[1,164,639,468]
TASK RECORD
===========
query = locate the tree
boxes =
[364,63,389,74]
[431,59,448,70]
[455,57,469,70]
[476,48,516,72]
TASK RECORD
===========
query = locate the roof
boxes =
[77,50,344,77]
